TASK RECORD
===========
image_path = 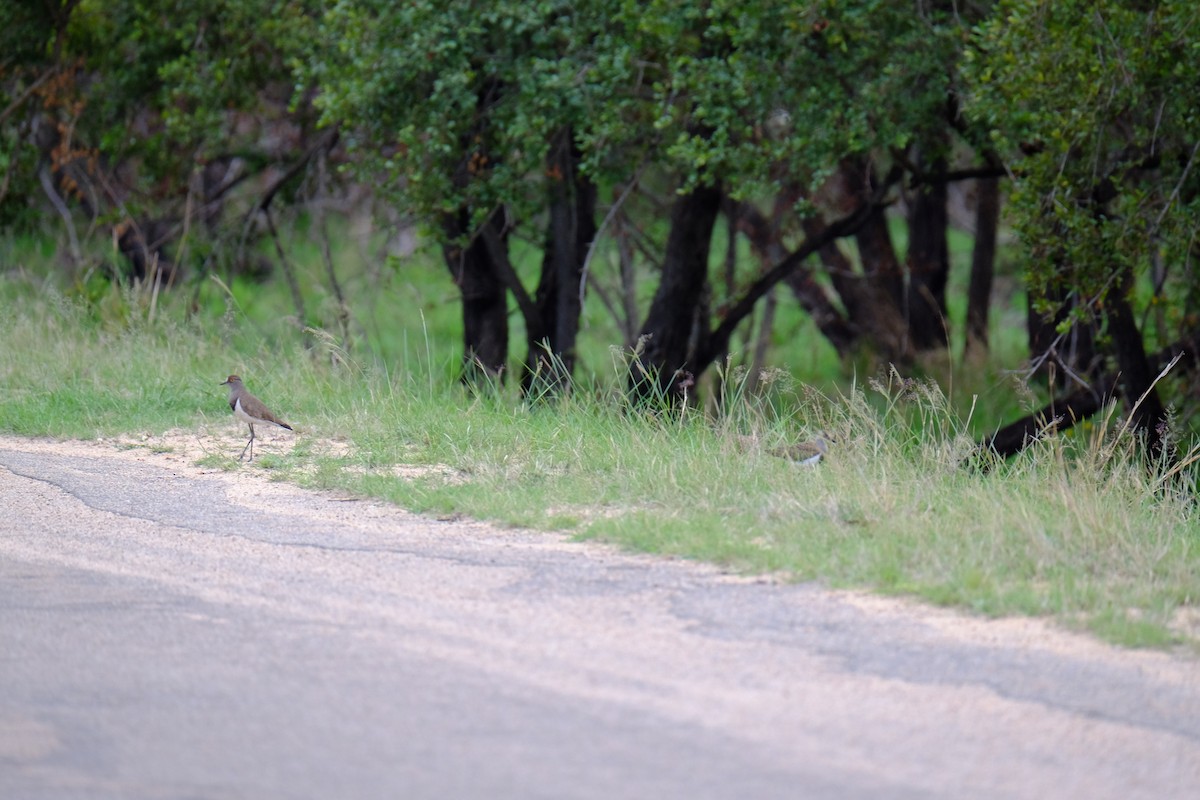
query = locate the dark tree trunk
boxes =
[841,160,911,361]
[982,331,1200,459]
[692,194,881,377]
[801,217,913,362]
[1027,286,1100,386]
[783,269,859,356]
[800,232,862,355]
[904,154,951,351]
[116,218,180,286]
[843,161,905,307]
[442,210,509,383]
[1105,272,1170,462]
[965,176,1000,357]
[998,289,1166,465]
[434,77,512,384]
[629,182,723,404]
[983,378,1116,459]
[855,203,906,310]
[527,130,597,394]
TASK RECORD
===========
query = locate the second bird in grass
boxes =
[220,375,292,462]
[735,433,831,467]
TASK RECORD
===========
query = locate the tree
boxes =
[2,0,328,293]
[0,1,84,236]
[594,0,999,399]
[965,0,1200,459]
[310,0,616,388]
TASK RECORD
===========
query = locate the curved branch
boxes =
[981,332,1200,458]
[694,199,880,371]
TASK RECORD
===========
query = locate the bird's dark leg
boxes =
[239,423,256,461]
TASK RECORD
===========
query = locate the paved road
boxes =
[0,437,1197,799]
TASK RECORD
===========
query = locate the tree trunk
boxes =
[442,210,509,383]
[1105,272,1170,462]
[855,204,905,311]
[1005,269,1173,463]
[693,197,883,376]
[800,217,914,362]
[965,176,999,358]
[982,378,1115,459]
[904,154,951,351]
[841,160,911,362]
[1027,285,1099,386]
[527,130,597,395]
[629,182,723,405]
[982,330,1200,459]
[844,161,905,310]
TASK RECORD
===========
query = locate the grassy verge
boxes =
[1,253,1197,651]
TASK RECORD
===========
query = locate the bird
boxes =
[769,436,831,467]
[219,375,292,461]
[734,433,832,466]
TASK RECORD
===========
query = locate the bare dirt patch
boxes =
[89,426,460,483]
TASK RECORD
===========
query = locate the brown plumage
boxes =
[735,433,831,466]
[220,375,292,461]
[768,437,830,466]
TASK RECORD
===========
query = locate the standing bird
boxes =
[220,375,292,461]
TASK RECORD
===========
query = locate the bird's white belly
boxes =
[233,398,260,425]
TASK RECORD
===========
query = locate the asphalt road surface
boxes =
[1,436,1197,800]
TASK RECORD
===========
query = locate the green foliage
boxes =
[582,0,986,195]
[110,1,315,175]
[0,3,60,226]
[0,0,319,232]
[309,0,617,227]
[310,1,988,221]
[965,0,1200,324]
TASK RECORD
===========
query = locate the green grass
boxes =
[1,225,1197,652]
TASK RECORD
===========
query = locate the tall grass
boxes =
[1,238,1197,651]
